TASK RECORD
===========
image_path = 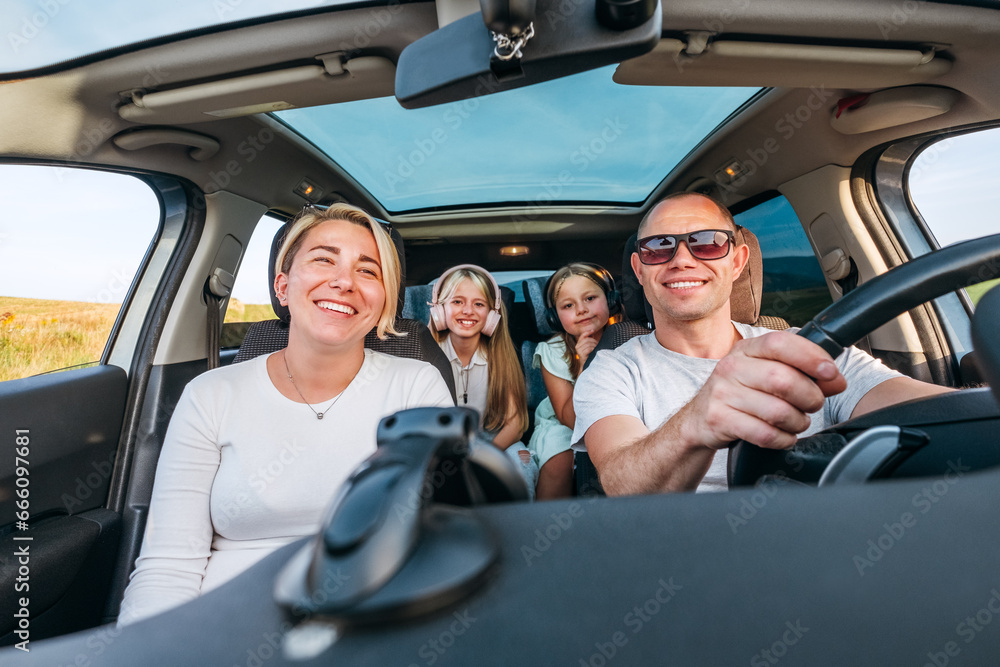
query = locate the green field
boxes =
[967,278,1000,305]
[0,297,275,382]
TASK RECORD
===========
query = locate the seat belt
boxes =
[204,268,235,370]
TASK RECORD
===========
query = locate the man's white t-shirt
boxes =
[571,323,902,492]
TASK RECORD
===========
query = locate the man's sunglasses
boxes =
[636,229,736,265]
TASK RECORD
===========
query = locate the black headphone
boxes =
[543,263,622,333]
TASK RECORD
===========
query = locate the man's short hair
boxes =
[638,192,738,237]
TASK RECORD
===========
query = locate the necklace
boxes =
[282,351,350,420]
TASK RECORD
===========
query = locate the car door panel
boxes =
[0,366,127,644]
[0,509,120,643]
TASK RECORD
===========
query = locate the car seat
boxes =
[520,272,645,480]
[519,276,559,442]
[576,226,791,496]
[233,221,458,402]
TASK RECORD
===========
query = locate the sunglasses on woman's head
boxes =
[636,229,736,265]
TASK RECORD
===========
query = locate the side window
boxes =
[909,128,1000,305]
[735,195,833,327]
[0,165,159,381]
[220,214,283,348]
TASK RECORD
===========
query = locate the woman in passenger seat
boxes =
[529,263,620,499]
[118,204,453,626]
[427,264,536,498]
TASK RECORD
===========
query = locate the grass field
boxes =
[222,300,277,323]
[967,278,999,305]
[0,296,275,382]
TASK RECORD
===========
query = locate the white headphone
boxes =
[429,264,503,336]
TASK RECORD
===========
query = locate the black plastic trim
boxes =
[0,365,127,518]
[854,141,951,385]
[104,359,208,620]
[0,509,120,644]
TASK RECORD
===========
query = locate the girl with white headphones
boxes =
[428,264,536,497]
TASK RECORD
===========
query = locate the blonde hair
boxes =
[546,262,622,378]
[430,267,528,437]
[275,203,401,339]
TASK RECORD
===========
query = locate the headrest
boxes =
[401,284,435,323]
[620,233,648,325]
[498,285,516,321]
[731,226,763,325]
[522,276,554,337]
[621,227,763,325]
[268,217,406,324]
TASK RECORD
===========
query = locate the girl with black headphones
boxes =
[529,262,622,499]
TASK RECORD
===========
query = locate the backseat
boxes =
[519,276,557,443]
[400,284,434,323]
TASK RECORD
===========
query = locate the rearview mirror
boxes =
[395,0,661,109]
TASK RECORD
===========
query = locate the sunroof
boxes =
[0,0,353,74]
[276,67,759,213]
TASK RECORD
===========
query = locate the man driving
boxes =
[572,192,949,495]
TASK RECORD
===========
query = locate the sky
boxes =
[0,166,280,305]
[908,134,1000,246]
[0,0,341,73]
[277,71,757,211]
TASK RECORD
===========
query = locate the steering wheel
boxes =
[728,232,1000,487]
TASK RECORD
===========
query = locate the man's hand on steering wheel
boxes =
[678,330,848,451]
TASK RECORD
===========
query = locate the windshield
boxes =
[276,67,759,213]
[1,0,353,74]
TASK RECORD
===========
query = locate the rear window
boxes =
[220,214,282,348]
[735,195,832,327]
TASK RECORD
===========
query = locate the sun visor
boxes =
[395,0,661,109]
[118,54,395,124]
[615,39,951,89]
